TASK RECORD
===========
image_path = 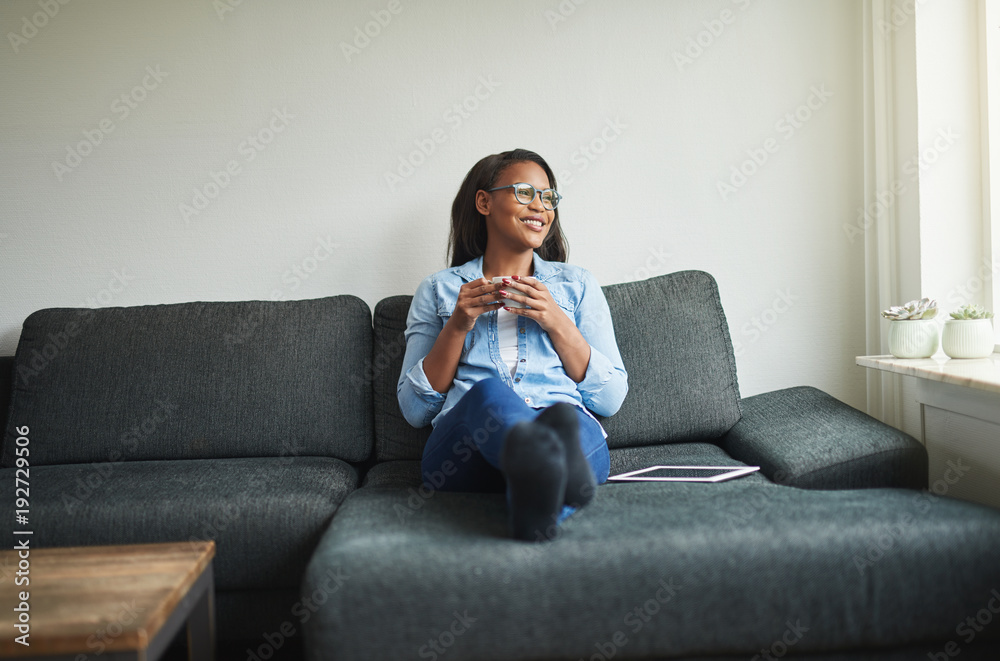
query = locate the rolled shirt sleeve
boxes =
[574,269,628,416]
[397,276,447,428]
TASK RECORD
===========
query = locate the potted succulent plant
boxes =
[942,304,995,359]
[881,298,939,358]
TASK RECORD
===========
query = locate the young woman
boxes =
[397,148,628,542]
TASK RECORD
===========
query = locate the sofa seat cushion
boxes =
[362,443,763,491]
[362,459,423,488]
[609,441,758,478]
[1,456,356,590]
[302,482,1000,660]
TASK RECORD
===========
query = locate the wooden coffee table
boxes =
[0,541,215,661]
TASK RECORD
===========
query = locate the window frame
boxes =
[981,0,1000,348]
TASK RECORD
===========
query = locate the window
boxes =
[981,0,1000,345]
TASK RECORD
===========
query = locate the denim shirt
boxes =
[397,253,629,436]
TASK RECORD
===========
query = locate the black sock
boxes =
[534,403,597,508]
[500,421,567,542]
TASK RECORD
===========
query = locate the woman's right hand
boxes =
[448,278,503,332]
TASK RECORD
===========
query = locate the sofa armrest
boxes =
[718,386,927,490]
[0,356,11,441]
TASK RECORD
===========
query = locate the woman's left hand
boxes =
[498,276,571,334]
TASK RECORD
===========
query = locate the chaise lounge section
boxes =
[301,271,1000,660]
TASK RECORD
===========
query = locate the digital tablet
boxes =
[606,465,761,483]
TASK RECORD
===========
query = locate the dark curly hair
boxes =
[447,148,568,267]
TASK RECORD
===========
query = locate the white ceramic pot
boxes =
[887,319,939,358]
[942,319,995,359]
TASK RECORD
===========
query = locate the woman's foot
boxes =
[535,403,597,508]
[500,421,567,542]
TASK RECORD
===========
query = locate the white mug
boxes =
[491,277,527,308]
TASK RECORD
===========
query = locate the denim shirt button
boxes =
[518,328,525,334]
[514,377,521,383]
[524,397,531,404]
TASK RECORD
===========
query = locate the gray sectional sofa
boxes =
[3,270,1000,660]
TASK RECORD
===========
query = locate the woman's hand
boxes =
[499,276,592,382]
[496,276,568,334]
[448,278,503,333]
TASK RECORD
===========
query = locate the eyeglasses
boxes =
[485,183,562,210]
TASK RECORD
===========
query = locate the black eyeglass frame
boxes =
[485,183,562,210]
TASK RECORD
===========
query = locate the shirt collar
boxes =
[454,252,563,283]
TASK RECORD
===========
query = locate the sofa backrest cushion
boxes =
[1,297,373,467]
[0,357,12,447]
[373,296,431,461]
[372,270,741,460]
[594,270,741,448]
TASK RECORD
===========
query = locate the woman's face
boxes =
[476,161,555,254]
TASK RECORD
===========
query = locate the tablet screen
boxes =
[606,465,761,483]
[638,467,737,479]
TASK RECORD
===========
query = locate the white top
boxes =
[496,309,609,440]
[497,308,519,378]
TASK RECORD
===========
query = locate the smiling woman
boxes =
[396,148,629,542]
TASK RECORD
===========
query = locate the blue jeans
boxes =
[421,377,610,524]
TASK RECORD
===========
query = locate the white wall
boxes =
[0,0,867,408]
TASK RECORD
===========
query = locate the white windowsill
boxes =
[856,353,1000,396]
[857,351,1000,510]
